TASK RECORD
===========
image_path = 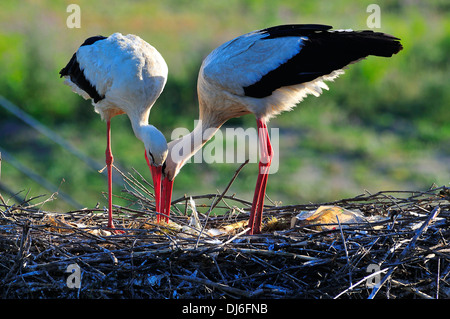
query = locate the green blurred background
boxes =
[0,0,449,212]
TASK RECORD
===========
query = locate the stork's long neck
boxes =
[166,108,224,179]
[128,108,151,141]
[128,109,168,166]
[171,119,221,163]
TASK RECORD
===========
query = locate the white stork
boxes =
[161,24,403,234]
[60,33,168,232]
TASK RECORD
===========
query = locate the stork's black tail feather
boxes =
[325,29,403,58]
[260,24,403,57]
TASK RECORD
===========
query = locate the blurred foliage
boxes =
[0,0,448,211]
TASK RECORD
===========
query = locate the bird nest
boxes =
[0,165,449,300]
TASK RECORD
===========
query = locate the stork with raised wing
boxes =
[161,24,403,234]
[60,33,168,232]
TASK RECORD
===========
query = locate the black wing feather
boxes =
[244,25,403,98]
[260,24,332,39]
[59,36,107,103]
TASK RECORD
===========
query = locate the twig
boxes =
[174,274,262,298]
[227,247,320,262]
[391,279,433,299]
[334,266,390,299]
[171,193,253,207]
[219,227,251,247]
[436,257,440,299]
[368,205,441,299]
[206,160,250,214]
[195,160,249,248]
[337,215,352,285]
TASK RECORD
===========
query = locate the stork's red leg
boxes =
[105,120,124,233]
[105,120,114,228]
[248,118,273,235]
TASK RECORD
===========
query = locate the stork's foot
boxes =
[107,223,125,234]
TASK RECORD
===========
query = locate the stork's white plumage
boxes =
[162,24,403,234]
[60,33,168,231]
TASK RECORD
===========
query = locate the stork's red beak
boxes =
[161,177,174,223]
[145,152,162,222]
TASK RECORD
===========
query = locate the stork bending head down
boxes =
[60,33,168,232]
[162,24,403,234]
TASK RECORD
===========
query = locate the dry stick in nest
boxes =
[114,166,155,204]
[334,205,442,299]
[336,215,352,286]
[174,274,264,298]
[195,160,250,248]
[367,205,441,299]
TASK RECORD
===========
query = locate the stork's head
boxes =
[140,125,168,184]
[162,138,188,182]
[139,125,168,216]
[139,124,168,167]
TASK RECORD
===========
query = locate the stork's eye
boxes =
[148,151,155,164]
